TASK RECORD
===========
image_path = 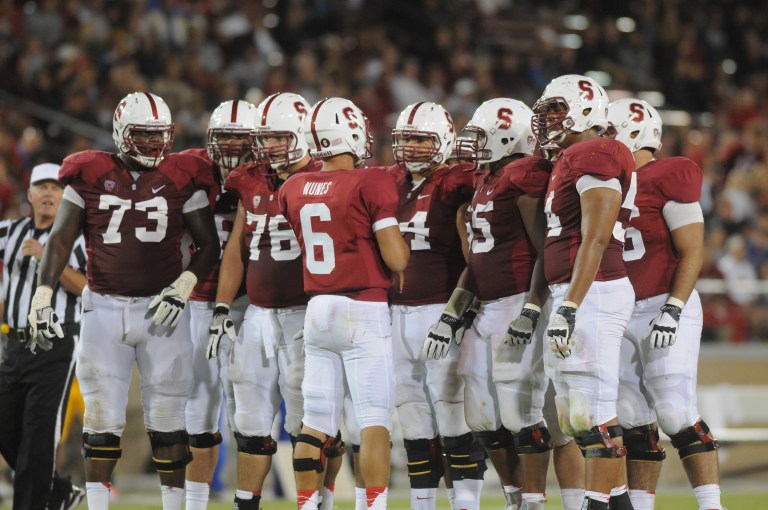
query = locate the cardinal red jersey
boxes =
[466,156,552,300]
[388,163,474,305]
[624,157,703,300]
[227,159,322,308]
[278,167,399,302]
[543,137,635,285]
[60,150,215,297]
[181,148,242,302]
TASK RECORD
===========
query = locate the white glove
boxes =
[206,302,237,359]
[27,286,64,353]
[547,301,577,359]
[293,328,304,341]
[455,298,480,346]
[645,298,683,349]
[504,303,541,346]
[423,288,475,360]
[149,271,197,328]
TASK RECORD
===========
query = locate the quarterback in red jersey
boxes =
[387,101,484,510]
[531,75,636,510]
[180,98,257,509]
[608,99,723,510]
[279,97,409,510]
[28,92,220,510]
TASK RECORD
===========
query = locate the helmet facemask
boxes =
[254,130,304,175]
[207,129,255,171]
[531,97,575,147]
[392,131,443,174]
[122,125,174,168]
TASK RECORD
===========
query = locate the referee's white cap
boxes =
[30,163,61,185]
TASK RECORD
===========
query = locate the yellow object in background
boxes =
[0,323,9,334]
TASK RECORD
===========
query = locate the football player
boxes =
[180,99,257,509]
[388,101,486,510]
[28,92,220,510]
[530,75,636,510]
[607,98,724,510]
[279,97,409,510]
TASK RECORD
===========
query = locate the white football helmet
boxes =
[531,74,609,147]
[113,92,174,168]
[207,99,258,171]
[254,92,311,173]
[392,102,455,173]
[606,98,663,153]
[305,97,372,165]
[456,98,536,164]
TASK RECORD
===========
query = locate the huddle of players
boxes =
[24,72,723,510]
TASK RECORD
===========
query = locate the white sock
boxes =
[446,487,456,510]
[628,489,656,510]
[298,489,321,510]
[185,480,210,510]
[610,484,628,497]
[454,479,483,510]
[584,490,610,504]
[322,485,335,510]
[694,483,722,510]
[85,482,111,510]
[411,487,437,510]
[522,492,547,503]
[355,487,367,510]
[503,484,523,508]
[160,485,185,510]
[236,489,254,500]
[560,488,586,510]
[366,487,388,510]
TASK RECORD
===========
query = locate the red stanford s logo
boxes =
[497,108,513,129]
[629,102,645,121]
[578,80,594,100]
[114,100,127,122]
[342,107,359,129]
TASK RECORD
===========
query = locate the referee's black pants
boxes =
[0,328,76,510]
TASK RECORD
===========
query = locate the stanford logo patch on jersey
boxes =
[104,180,115,192]
[253,195,261,208]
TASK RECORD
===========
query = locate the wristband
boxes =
[666,296,685,309]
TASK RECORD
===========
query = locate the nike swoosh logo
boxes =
[152,185,166,193]
[418,194,430,199]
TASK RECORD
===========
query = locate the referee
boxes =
[0,163,87,510]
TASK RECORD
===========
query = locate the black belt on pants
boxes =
[7,323,79,343]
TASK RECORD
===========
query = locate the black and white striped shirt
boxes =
[0,218,87,328]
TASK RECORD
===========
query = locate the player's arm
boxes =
[666,202,704,305]
[375,224,409,289]
[37,199,85,288]
[183,196,221,281]
[214,202,247,306]
[456,202,470,261]
[564,186,621,306]
[518,194,549,306]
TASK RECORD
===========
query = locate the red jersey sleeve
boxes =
[509,156,552,197]
[359,168,398,226]
[439,163,475,206]
[654,157,703,203]
[563,138,626,181]
[60,151,114,187]
[224,165,245,199]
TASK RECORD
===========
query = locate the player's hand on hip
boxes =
[207,302,236,359]
[504,303,541,346]
[27,286,63,353]
[149,271,197,328]
[645,301,682,349]
[547,302,577,359]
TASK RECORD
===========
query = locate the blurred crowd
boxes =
[1,0,767,341]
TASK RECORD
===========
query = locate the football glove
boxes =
[547,301,577,359]
[149,271,197,328]
[456,298,480,346]
[504,303,541,346]
[645,298,683,349]
[27,286,63,353]
[423,288,475,360]
[206,302,237,359]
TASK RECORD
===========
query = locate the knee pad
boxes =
[189,431,223,449]
[574,424,627,459]
[622,424,666,462]
[147,430,193,473]
[474,426,514,452]
[442,432,487,480]
[403,438,444,489]
[234,432,277,455]
[669,420,720,460]
[82,432,122,461]
[514,425,554,454]
[325,431,346,458]
[293,433,334,473]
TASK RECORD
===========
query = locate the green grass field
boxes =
[4,494,764,510]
